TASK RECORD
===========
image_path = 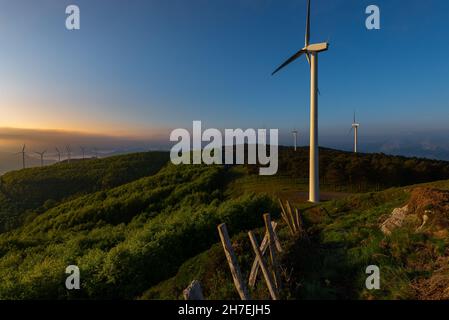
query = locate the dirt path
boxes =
[277,190,353,206]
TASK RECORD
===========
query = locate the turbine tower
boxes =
[35,150,47,167]
[351,112,360,153]
[55,148,62,162]
[16,144,26,169]
[66,145,72,163]
[80,146,86,160]
[292,130,298,151]
[272,0,329,203]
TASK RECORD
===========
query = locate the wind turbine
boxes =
[351,112,360,153]
[292,130,298,151]
[66,145,72,163]
[272,0,329,203]
[16,144,26,169]
[35,150,47,167]
[80,146,86,160]
[55,148,62,162]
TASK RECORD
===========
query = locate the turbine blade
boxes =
[305,0,311,46]
[348,127,353,135]
[272,48,306,75]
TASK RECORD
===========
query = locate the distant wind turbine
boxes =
[55,148,62,162]
[292,130,298,151]
[351,112,360,153]
[66,145,72,163]
[16,144,26,169]
[34,150,47,167]
[80,146,86,160]
[272,0,329,203]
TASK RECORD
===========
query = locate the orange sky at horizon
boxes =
[0,98,171,140]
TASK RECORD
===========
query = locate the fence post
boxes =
[218,223,251,300]
[286,201,298,233]
[248,231,280,300]
[263,214,282,291]
[278,199,295,235]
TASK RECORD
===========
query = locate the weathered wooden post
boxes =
[278,199,295,235]
[249,221,282,288]
[263,214,281,290]
[295,208,302,231]
[285,201,298,233]
[248,231,280,300]
[218,223,251,300]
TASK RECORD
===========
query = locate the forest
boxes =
[247,147,449,191]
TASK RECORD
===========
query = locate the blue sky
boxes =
[0,0,449,154]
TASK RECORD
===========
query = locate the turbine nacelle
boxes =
[304,42,329,53]
[271,42,329,75]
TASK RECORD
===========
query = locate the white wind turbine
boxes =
[80,146,86,160]
[351,112,360,153]
[66,145,72,163]
[34,150,47,167]
[16,144,26,169]
[292,130,298,151]
[272,0,329,203]
[55,148,62,162]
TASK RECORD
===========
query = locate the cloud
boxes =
[0,127,171,154]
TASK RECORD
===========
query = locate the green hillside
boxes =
[143,180,449,300]
[1,148,449,300]
[0,164,275,299]
[0,152,169,232]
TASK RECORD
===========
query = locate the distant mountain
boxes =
[378,140,449,161]
[326,131,449,162]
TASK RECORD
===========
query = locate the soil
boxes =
[381,187,449,236]
[407,187,449,234]
[383,187,449,300]
[412,257,449,300]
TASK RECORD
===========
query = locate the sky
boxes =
[1,0,449,161]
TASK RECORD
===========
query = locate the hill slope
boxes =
[0,152,169,232]
[2,148,449,299]
[143,179,449,300]
[0,164,275,299]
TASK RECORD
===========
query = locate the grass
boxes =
[143,179,449,300]
[226,167,354,208]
